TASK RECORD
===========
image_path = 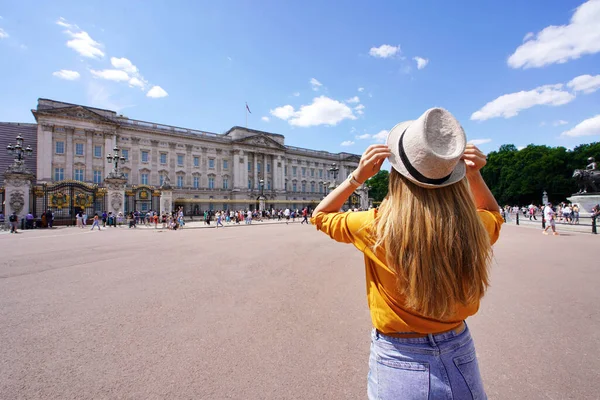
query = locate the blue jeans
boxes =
[368,322,486,400]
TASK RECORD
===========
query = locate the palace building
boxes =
[1,98,368,217]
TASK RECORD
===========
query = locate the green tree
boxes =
[366,170,389,202]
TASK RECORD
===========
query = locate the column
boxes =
[85,131,93,181]
[232,150,240,190]
[263,153,268,190]
[253,152,258,189]
[104,133,115,178]
[65,128,74,179]
[280,156,286,191]
[186,144,193,187]
[150,140,160,185]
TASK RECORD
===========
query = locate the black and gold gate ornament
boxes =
[49,192,69,209]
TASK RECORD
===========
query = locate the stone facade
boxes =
[28,99,366,212]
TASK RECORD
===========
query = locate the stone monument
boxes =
[567,157,600,217]
[4,135,35,225]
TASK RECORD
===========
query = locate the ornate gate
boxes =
[36,181,105,226]
[125,185,160,214]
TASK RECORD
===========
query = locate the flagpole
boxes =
[246,107,247,129]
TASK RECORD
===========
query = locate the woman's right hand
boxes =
[462,144,487,176]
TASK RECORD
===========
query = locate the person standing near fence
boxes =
[572,204,580,224]
[543,202,559,236]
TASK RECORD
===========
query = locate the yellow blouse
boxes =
[311,209,503,334]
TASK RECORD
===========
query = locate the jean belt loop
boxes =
[427,333,436,347]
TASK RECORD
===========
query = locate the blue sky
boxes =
[1,0,599,155]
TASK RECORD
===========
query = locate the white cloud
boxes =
[111,57,138,74]
[567,74,600,94]
[358,87,364,92]
[52,70,80,80]
[270,96,357,127]
[65,30,104,59]
[553,120,569,126]
[471,84,575,121]
[341,141,355,146]
[468,138,492,145]
[357,133,371,140]
[354,104,365,115]
[523,32,534,42]
[346,96,360,104]
[413,56,429,70]
[270,105,295,120]
[128,77,144,88]
[261,116,270,122]
[540,121,547,127]
[561,114,600,137]
[517,146,526,151]
[90,69,130,82]
[372,130,389,143]
[369,44,400,58]
[56,17,75,29]
[292,92,300,97]
[0,28,8,39]
[147,85,168,98]
[508,0,600,68]
[110,57,148,90]
[310,78,322,91]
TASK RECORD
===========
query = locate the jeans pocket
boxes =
[375,356,429,400]
[453,351,487,400]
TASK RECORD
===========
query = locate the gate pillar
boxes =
[159,177,173,215]
[104,177,128,217]
[4,171,34,223]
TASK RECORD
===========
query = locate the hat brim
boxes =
[386,121,466,189]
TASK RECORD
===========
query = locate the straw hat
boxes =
[386,108,466,188]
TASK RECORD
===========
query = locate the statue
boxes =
[573,157,600,193]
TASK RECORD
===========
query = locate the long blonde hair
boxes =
[373,169,492,320]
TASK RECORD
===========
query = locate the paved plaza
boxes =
[0,222,599,399]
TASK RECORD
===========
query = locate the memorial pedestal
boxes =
[104,176,127,216]
[567,194,600,217]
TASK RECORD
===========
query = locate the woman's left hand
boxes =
[354,144,392,183]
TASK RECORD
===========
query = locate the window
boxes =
[74,169,84,181]
[55,141,65,154]
[319,169,323,178]
[311,182,315,192]
[311,169,314,177]
[248,179,252,189]
[194,156,200,167]
[223,178,229,189]
[248,161,251,172]
[292,182,297,192]
[93,170,102,184]
[177,176,184,188]
[160,174,166,186]
[267,180,271,190]
[141,151,149,163]
[121,149,128,160]
[94,145,102,158]
[160,153,167,164]
[141,173,148,185]
[209,159,215,169]
[267,163,271,173]
[319,184,324,193]
[257,162,261,173]
[302,182,306,192]
[302,167,306,177]
[193,176,200,188]
[75,143,84,156]
[177,155,184,166]
[208,176,215,189]
[54,167,64,181]
[292,166,297,176]
[123,172,129,182]
[223,160,228,170]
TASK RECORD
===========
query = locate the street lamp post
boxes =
[6,134,34,173]
[328,163,340,189]
[257,178,265,212]
[106,145,127,179]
